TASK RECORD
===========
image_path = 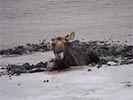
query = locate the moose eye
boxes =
[52,42,55,46]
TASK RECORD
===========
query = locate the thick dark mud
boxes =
[0,40,133,76]
[0,40,49,55]
[86,40,133,64]
[6,62,47,76]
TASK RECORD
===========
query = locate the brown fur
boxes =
[47,32,100,70]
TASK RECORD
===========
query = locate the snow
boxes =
[0,51,54,65]
[0,52,133,100]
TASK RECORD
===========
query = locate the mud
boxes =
[0,40,49,55]
[86,40,133,64]
[0,40,133,76]
[5,62,47,76]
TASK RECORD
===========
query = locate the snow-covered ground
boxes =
[0,51,133,100]
[0,0,133,100]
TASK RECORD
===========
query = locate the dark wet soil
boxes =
[0,39,49,55]
[5,62,47,76]
[0,40,133,76]
[86,40,133,64]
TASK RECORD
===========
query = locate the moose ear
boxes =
[65,32,75,40]
[47,42,53,49]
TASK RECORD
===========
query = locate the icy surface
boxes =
[0,0,133,49]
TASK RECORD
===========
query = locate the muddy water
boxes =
[0,0,133,49]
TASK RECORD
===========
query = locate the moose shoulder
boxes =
[47,32,100,70]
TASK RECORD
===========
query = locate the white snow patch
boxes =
[0,51,133,100]
[0,51,54,66]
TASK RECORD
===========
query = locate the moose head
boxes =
[47,32,75,60]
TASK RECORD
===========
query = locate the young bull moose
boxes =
[47,32,100,70]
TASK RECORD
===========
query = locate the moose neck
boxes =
[63,42,78,66]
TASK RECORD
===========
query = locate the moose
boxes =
[47,32,100,70]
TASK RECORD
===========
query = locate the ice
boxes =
[0,0,133,49]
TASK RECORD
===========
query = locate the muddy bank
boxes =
[0,40,133,76]
[0,39,49,55]
[1,62,47,76]
[86,40,133,64]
